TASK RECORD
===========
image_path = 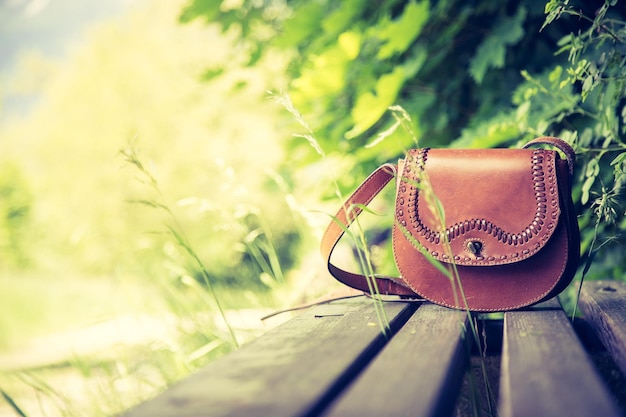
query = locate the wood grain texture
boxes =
[499,299,621,417]
[323,304,469,417]
[579,280,626,376]
[120,298,417,417]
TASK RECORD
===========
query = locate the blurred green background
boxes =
[1,0,626,416]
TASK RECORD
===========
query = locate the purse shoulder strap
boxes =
[320,163,417,296]
[522,136,576,176]
[320,137,576,296]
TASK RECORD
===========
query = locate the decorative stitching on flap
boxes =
[397,149,560,265]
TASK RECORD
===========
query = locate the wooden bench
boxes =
[121,280,626,417]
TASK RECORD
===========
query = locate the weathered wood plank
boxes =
[579,280,626,377]
[499,298,621,417]
[121,298,417,417]
[323,304,469,417]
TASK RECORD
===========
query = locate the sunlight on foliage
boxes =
[183,0,626,306]
[376,1,429,60]
[4,0,626,415]
[0,1,302,416]
[0,1,293,281]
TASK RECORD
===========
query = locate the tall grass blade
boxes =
[272,90,394,334]
[120,142,239,348]
[397,141,498,414]
[165,224,239,347]
[1,388,28,417]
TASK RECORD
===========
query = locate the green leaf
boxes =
[581,175,595,205]
[346,67,406,139]
[322,0,368,37]
[376,1,430,59]
[541,0,564,31]
[291,41,356,98]
[581,75,594,100]
[454,116,520,148]
[469,7,527,83]
[345,46,426,140]
[581,159,600,205]
[338,31,362,60]
[548,65,563,85]
[179,0,221,24]
[274,2,326,48]
[610,152,626,174]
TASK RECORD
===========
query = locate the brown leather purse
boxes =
[321,137,580,311]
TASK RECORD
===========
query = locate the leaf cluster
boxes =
[183,0,626,280]
[183,1,563,166]
[533,0,626,281]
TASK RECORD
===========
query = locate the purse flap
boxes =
[395,148,561,266]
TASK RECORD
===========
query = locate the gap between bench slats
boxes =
[499,298,621,417]
[579,280,626,377]
[120,297,417,417]
[322,304,469,417]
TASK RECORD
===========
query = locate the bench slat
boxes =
[499,298,621,417]
[324,304,468,417]
[121,298,416,417]
[579,280,626,376]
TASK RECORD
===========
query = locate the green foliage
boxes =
[184,0,626,283]
[121,143,240,347]
[0,161,32,268]
[376,1,430,60]
[182,1,552,170]
[469,7,527,83]
[0,2,311,416]
[523,1,626,283]
[0,1,300,291]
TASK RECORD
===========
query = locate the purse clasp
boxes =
[466,240,483,256]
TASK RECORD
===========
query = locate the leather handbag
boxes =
[321,137,580,311]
